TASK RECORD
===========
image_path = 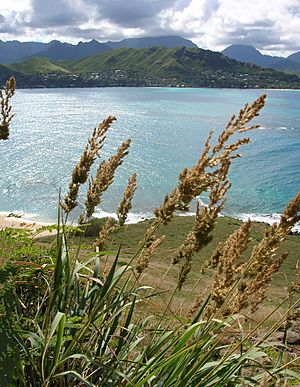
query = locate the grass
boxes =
[11,56,71,74]
[35,215,300,315]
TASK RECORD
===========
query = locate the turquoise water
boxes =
[0,87,299,228]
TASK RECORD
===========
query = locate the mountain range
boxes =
[222,45,300,74]
[0,36,197,63]
[0,36,300,89]
[1,35,300,75]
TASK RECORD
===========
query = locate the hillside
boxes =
[0,64,29,85]
[11,57,71,74]
[2,46,300,89]
[287,51,300,63]
[271,58,300,73]
[1,37,300,79]
[68,46,235,74]
[62,46,300,88]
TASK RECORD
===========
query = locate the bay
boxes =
[0,87,299,229]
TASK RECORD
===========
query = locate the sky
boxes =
[0,0,299,56]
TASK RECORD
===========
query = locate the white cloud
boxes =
[0,0,299,55]
[0,0,31,14]
[158,0,300,55]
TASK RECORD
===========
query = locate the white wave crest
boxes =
[235,213,300,234]
[93,209,154,224]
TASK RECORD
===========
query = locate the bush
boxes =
[79,216,118,237]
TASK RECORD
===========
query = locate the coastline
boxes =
[0,213,54,237]
[1,209,299,235]
[16,85,300,91]
[92,209,300,234]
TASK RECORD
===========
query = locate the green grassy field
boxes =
[79,216,300,283]
[11,56,71,74]
[31,215,300,321]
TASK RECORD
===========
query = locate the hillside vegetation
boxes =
[0,36,197,63]
[3,46,300,89]
[12,57,71,74]
[68,46,236,74]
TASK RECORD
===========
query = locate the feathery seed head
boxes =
[83,139,131,220]
[117,173,137,226]
[135,235,165,275]
[62,116,116,213]
[154,95,266,227]
[94,217,118,251]
[0,77,16,141]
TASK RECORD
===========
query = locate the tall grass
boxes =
[0,78,299,386]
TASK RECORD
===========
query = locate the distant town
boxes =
[10,68,300,89]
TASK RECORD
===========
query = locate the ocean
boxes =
[0,87,299,231]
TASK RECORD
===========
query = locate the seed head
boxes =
[117,173,137,226]
[0,77,16,141]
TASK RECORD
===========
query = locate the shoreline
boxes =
[1,210,299,235]
[16,85,300,91]
[0,213,54,236]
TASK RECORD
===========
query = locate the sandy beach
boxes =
[0,213,54,236]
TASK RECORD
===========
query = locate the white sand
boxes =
[0,214,54,237]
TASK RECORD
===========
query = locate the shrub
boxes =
[78,217,118,238]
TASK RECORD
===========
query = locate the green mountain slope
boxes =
[11,57,71,74]
[0,36,197,64]
[4,46,300,89]
[68,47,234,74]
[0,64,26,85]
[64,46,300,88]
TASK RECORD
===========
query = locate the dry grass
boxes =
[36,216,300,321]
[117,173,137,226]
[62,116,116,214]
[0,76,15,141]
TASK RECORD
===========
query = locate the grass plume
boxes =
[62,116,116,213]
[0,77,16,141]
[135,234,166,275]
[150,94,266,288]
[94,217,118,251]
[154,94,266,226]
[117,173,137,226]
[194,191,300,317]
[82,139,131,221]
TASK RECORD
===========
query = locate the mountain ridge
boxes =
[0,36,198,64]
[222,44,300,74]
[222,44,282,66]
[1,37,300,77]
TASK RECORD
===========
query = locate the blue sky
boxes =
[0,0,299,56]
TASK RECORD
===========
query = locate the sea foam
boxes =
[235,213,300,234]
